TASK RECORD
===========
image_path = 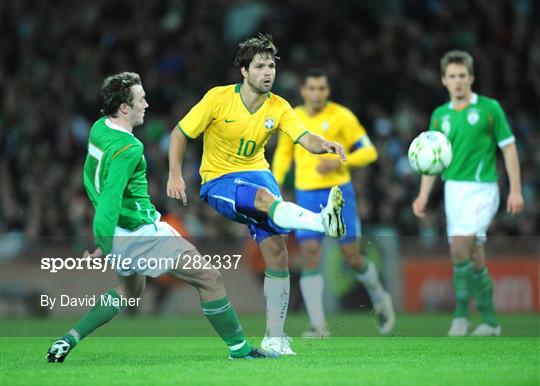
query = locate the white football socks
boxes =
[264,274,290,337]
[356,260,385,304]
[271,201,324,232]
[300,274,326,329]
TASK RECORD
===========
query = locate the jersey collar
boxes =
[105,118,134,136]
[235,83,271,115]
[448,92,478,110]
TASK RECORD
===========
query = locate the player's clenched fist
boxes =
[167,173,187,206]
[412,195,428,218]
[506,191,524,216]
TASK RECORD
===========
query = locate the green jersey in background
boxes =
[429,93,514,182]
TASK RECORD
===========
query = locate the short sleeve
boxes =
[490,101,514,148]
[278,100,309,143]
[177,89,218,139]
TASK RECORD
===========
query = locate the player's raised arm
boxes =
[501,142,524,215]
[412,175,437,218]
[167,126,188,205]
[297,132,347,161]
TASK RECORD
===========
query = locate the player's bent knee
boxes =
[254,187,278,213]
[450,249,470,262]
[267,248,288,270]
[235,184,277,217]
[191,268,224,292]
[345,254,364,270]
[117,274,146,298]
[116,282,145,300]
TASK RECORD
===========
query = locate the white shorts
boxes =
[444,180,500,244]
[111,221,196,277]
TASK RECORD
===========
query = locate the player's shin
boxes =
[269,201,324,232]
[472,268,498,326]
[201,297,252,357]
[64,289,125,346]
[452,260,473,318]
[264,269,290,337]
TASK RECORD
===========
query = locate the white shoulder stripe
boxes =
[88,143,103,159]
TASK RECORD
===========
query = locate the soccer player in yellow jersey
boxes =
[273,69,395,336]
[168,34,347,355]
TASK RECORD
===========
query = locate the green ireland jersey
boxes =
[83,117,158,253]
[429,93,514,182]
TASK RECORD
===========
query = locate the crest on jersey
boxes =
[467,109,480,125]
[322,121,329,130]
[441,115,451,136]
[264,116,275,130]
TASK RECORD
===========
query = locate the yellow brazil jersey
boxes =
[272,101,377,190]
[178,84,308,184]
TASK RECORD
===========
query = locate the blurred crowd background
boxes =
[1,0,539,245]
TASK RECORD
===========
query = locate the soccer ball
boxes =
[408,131,452,175]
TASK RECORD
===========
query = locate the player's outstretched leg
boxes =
[356,260,395,334]
[47,274,145,363]
[341,242,395,335]
[170,256,278,359]
[267,186,346,239]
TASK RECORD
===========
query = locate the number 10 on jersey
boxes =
[237,138,257,157]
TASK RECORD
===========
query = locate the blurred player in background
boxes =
[47,72,274,362]
[273,69,395,337]
[412,51,524,336]
[168,34,348,355]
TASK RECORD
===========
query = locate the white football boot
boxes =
[447,318,470,336]
[261,335,297,355]
[302,325,331,338]
[470,324,501,336]
[321,186,346,239]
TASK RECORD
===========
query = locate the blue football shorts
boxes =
[200,170,289,244]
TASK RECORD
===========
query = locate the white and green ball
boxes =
[408,131,452,175]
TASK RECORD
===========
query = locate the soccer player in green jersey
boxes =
[412,51,525,336]
[168,34,347,355]
[46,72,276,362]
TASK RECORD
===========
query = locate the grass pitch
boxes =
[1,314,539,386]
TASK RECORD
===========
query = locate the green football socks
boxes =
[472,268,498,326]
[201,297,252,358]
[64,289,124,346]
[452,260,473,318]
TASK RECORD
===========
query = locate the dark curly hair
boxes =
[233,33,280,69]
[100,72,141,117]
